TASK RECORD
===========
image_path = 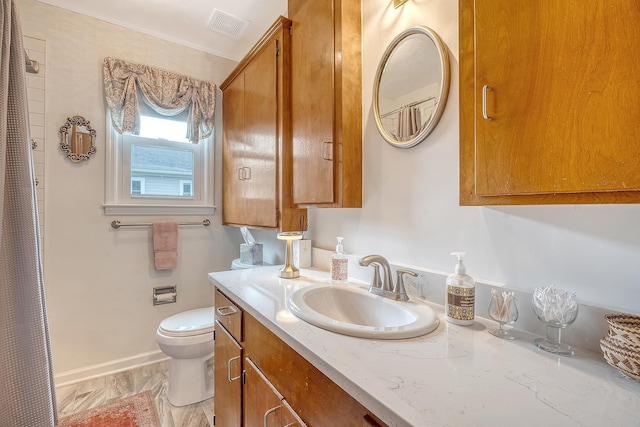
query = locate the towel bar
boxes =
[111,219,211,229]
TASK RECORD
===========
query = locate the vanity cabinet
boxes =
[460,0,640,205]
[243,314,386,427]
[221,17,307,231]
[244,357,306,427]
[213,287,387,427]
[288,0,362,208]
[214,289,243,426]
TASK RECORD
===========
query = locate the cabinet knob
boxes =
[237,167,252,180]
[482,85,493,121]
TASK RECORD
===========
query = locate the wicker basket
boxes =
[605,314,640,348]
[600,336,640,381]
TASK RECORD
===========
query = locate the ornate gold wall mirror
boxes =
[59,116,96,162]
[373,26,450,148]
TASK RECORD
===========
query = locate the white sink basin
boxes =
[286,284,439,339]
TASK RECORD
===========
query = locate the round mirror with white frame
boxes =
[373,26,450,148]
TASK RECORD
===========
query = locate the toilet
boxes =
[156,259,271,406]
[156,307,214,406]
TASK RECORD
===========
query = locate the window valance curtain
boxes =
[102,57,216,143]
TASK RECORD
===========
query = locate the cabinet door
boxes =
[244,314,386,427]
[243,39,279,228]
[291,0,335,205]
[474,0,640,196]
[222,75,246,225]
[243,358,283,427]
[214,321,243,427]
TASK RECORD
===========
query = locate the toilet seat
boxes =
[158,307,214,337]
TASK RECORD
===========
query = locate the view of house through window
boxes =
[125,114,194,198]
[105,103,213,215]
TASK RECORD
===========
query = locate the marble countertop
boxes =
[209,267,640,427]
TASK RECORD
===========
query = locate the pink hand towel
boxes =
[152,221,178,270]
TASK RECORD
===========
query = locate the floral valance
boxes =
[102,57,216,143]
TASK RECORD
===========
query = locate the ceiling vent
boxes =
[207,9,250,38]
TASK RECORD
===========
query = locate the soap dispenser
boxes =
[330,237,348,283]
[445,252,475,325]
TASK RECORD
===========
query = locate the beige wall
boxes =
[19,0,242,379]
[310,0,640,315]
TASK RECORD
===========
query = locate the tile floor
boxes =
[56,361,213,427]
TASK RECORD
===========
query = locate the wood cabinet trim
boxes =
[220,16,292,90]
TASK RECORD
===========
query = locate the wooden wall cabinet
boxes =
[221,17,307,231]
[213,287,387,427]
[460,0,640,205]
[288,0,362,208]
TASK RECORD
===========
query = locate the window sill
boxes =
[103,204,217,216]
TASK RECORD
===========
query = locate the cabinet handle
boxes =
[243,167,251,180]
[322,141,333,161]
[238,167,244,180]
[264,406,278,427]
[482,85,493,121]
[227,356,241,382]
[216,306,238,317]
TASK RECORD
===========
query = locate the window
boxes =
[104,107,215,215]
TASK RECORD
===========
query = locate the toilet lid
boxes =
[159,307,214,337]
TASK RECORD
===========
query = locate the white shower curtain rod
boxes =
[381,96,436,118]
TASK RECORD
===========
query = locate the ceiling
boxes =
[36,0,288,62]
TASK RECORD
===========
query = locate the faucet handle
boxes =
[395,269,417,301]
[370,263,383,289]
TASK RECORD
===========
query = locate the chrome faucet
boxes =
[358,255,417,302]
[359,255,393,292]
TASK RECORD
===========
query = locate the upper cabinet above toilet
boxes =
[221,17,307,231]
[221,1,363,230]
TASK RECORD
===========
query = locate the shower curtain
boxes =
[397,105,422,142]
[0,0,58,426]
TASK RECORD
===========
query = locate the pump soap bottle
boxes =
[445,252,475,325]
[330,237,348,283]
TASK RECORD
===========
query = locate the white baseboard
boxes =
[55,350,169,388]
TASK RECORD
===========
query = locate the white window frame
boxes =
[104,110,216,216]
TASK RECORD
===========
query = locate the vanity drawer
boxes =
[215,288,243,343]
